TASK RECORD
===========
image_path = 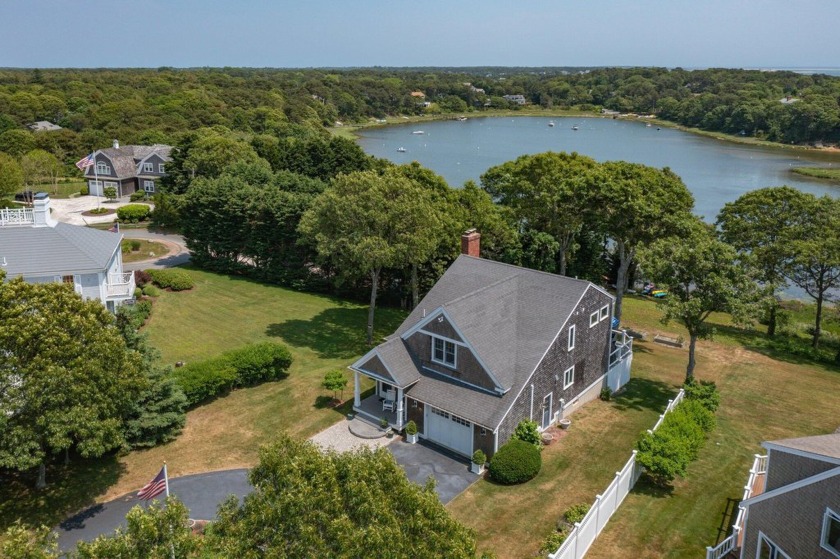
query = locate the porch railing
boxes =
[705,454,768,559]
[106,271,135,298]
[0,207,34,226]
[609,329,633,367]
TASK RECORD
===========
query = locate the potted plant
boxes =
[405,420,418,444]
[471,449,487,475]
[379,416,390,432]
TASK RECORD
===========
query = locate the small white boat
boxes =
[548,121,555,127]
[572,125,579,131]
[396,147,406,153]
[412,130,425,135]
[458,116,467,121]
[646,123,652,127]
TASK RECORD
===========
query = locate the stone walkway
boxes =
[309,417,395,453]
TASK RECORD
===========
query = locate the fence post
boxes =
[615,471,621,508]
[594,494,602,532]
[573,522,580,559]
[705,546,713,559]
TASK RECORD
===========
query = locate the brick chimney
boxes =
[461,228,480,257]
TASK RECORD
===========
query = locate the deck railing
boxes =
[106,272,135,298]
[0,207,34,226]
[609,329,633,366]
[705,454,768,559]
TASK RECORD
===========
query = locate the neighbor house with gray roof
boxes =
[349,230,633,459]
[739,433,840,559]
[0,193,134,312]
[84,140,171,198]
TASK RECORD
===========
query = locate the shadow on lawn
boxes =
[0,454,124,531]
[266,306,405,359]
[610,377,677,413]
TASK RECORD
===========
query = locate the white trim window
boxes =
[431,336,456,367]
[568,324,576,351]
[600,304,609,321]
[96,162,110,174]
[563,365,574,389]
[143,162,154,172]
[823,508,840,558]
[158,163,165,173]
[757,532,791,559]
[143,180,155,193]
[589,310,599,327]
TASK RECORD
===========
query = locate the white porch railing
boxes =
[106,271,135,298]
[705,454,768,559]
[547,388,685,559]
[0,207,34,226]
[609,329,633,367]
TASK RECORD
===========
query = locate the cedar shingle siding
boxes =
[765,450,837,492]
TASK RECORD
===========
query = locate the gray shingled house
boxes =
[735,433,840,559]
[349,230,633,459]
[84,140,171,197]
[0,193,134,312]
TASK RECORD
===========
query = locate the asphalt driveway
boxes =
[388,439,479,504]
[56,469,250,553]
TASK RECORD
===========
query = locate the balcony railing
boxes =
[609,329,633,366]
[106,271,135,299]
[0,207,34,226]
[705,454,768,559]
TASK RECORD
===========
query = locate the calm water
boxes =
[358,116,840,220]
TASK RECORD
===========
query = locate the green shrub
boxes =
[130,190,148,201]
[539,528,568,556]
[600,387,612,401]
[116,203,151,223]
[172,359,238,406]
[143,284,161,297]
[133,287,143,298]
[563,503,591,525]
[472,449,486,465]
[148,268,195,291]
[513,419,542,448]
[489,439,541,484]
[80,186,89,195]
[116,300,153,330]
[223,342,293,386]
[684,379,720,412]
[405,420,418,436]
[680,399,716,433]
[103,186,117,199]
[134,269,151,287]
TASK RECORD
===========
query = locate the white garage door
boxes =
[426,406,472,457]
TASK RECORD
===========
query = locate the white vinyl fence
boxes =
[548,389,686,559]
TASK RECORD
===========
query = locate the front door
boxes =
[542,394,552,429]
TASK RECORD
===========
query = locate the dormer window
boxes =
[96,162,110,174]
[143,162,153,172]
[159,163,165,173]
[432,336,456,367]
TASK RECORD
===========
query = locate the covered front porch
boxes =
[352,371,405,430]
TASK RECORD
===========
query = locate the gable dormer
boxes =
[401,309,506,395]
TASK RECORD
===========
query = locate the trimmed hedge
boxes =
[116,203,151,222]
[489,439,541,484]
[172,342,293,406]
[172,359,237,406]
[143,284,161,297]
[147,268,195,291]
[130,191,148,201]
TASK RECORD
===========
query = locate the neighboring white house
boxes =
[0,193,134,312]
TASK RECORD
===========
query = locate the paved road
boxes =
[121,229,191,270]
[57,469,250,553]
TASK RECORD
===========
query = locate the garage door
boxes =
[426,406,472,457]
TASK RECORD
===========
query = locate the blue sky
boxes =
[1,0,839,68]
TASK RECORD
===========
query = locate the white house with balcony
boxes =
[0,193,134,312]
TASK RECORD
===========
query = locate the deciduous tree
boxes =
[0,151,23,198]
[639,220,760,381]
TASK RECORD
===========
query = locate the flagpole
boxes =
[92,150,100,210]
[164,462,170,498]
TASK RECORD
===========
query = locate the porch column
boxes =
[353,371,361,408]
[396,387,404,429]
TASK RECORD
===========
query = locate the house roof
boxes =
[87,144,172,179]
[353,255,607,429]
[28,121,62,131]
[764,432,840,462]
[0,222,120,276]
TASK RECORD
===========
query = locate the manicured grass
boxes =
[120,239,168,263]
[791,165,840,182]
[0,267,405,531]
[584,298,840,559]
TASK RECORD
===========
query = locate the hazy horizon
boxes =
[2,1,839,69]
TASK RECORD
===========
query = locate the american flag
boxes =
[137,466,168,501]
[75,153,95,171]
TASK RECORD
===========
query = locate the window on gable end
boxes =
[431,336,456,367]
[563,366,575,389]
[600,305,609,321]
[568,324,576,351]
[589,310,599,327]
[823,508,840,558]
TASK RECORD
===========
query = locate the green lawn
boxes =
[120,239,168,263]
[0,267,406,531]
[30,180,86,198]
